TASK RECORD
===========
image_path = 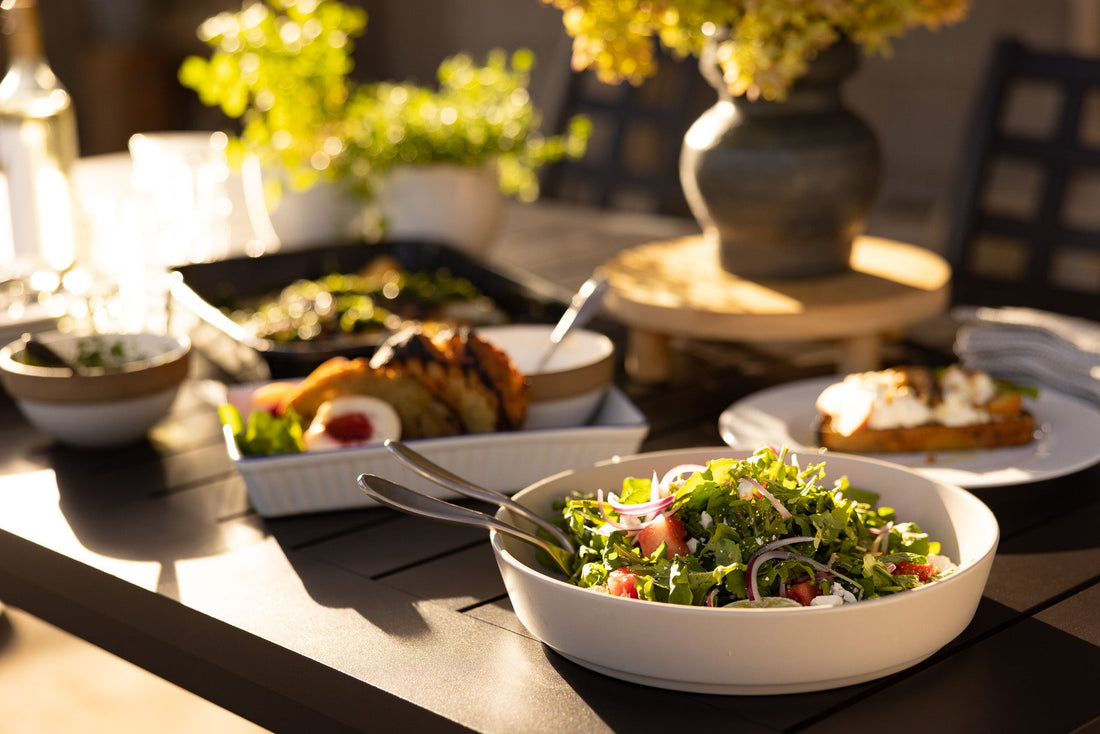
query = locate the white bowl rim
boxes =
[475,323,614,376]
[0,331,191,377]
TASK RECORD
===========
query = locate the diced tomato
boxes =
[324,413,375,443]
[784,581,821,606]
[636,515,691,558]
[892,561,936,581]
[606,568,639,599]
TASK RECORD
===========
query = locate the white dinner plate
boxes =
[718,375,1100,488]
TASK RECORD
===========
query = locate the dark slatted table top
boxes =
[0,201,1097,733]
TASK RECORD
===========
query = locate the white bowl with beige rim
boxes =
[0,331,191,447]
[475,324,615,429]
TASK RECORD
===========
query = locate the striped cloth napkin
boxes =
[952,306,1100,406]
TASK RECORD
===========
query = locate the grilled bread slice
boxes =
[815,366,1036,453]
[817,411,1035,452]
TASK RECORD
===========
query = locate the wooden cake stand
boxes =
[596,235,952,382]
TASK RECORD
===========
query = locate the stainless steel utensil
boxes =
[21,333,80,373]
[383,439,573,551]
[533,276,609,372]
[357,473,574,574]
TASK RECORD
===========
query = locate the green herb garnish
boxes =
[219,404,306,456]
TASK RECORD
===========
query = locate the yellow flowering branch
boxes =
[543,0,969,100]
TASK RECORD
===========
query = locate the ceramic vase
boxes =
[680,40,880,279]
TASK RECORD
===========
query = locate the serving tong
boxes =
[357,440,574,574]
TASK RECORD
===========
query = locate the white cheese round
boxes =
[303,395,401,451]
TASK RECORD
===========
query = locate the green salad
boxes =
[555,447,956,608]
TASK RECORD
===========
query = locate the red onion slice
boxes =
[660,464,706,490]
[596,489,642,531]
[870,521,894,554]
[605,492,675,518]
[745,537,863,601]
[757,535,816,555]
[741,476,792,519]
[746,550,795,601]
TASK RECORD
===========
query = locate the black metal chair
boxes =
[945,38,1100,319]
[540,50,715,218]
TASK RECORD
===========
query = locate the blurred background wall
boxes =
[11,0,1098,251]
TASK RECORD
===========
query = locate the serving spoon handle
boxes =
[533,276,608,372]
[357,473,574,575]
[384,439,574,551]
[20,333,81,373]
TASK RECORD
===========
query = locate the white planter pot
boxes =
[378,163,503,255]
[240,158,359,252]
[263,177,359,250]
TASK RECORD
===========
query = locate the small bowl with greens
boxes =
[0,332,191,448]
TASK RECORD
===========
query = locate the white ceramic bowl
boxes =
[476,324,615,429]
[0,332,191,448]
[491,447,999,695]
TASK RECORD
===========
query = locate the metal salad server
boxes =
[383,439,573,552]
[357,473,574,575]
[20,333,82,373]
[533,276,609,372]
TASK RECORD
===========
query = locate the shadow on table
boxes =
[541,594,1098,732]
[260,506,483,639]
[45,440,255,598]
[972,464,1100,552]
[0,608,13,656]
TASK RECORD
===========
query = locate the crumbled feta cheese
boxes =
[934,392,989,426]
[935,365,994,426]
[940,365,996,405]
[700,511,713,529]
[866,375,931,430]
[929,553,957,576]
[810,594,844,607]
[686,538,698,553]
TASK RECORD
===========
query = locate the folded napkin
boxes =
[952,305,1100,406]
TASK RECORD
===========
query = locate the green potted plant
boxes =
[538,0,969,278]
[178,0,590,252]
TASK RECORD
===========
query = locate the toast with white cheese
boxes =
[815,365,1035,453]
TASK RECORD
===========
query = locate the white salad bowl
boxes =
[490,447,999,695]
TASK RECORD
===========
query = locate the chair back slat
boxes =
[947,38,1100,319]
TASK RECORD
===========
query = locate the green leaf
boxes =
[222,405,305,456]
[178,1,589,202]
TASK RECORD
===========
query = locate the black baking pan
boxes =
[168,239,572,380]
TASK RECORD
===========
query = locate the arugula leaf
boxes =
[994,379,1040,399]
[219,404,305,456]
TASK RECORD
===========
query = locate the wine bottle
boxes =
[0,0,81,293]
